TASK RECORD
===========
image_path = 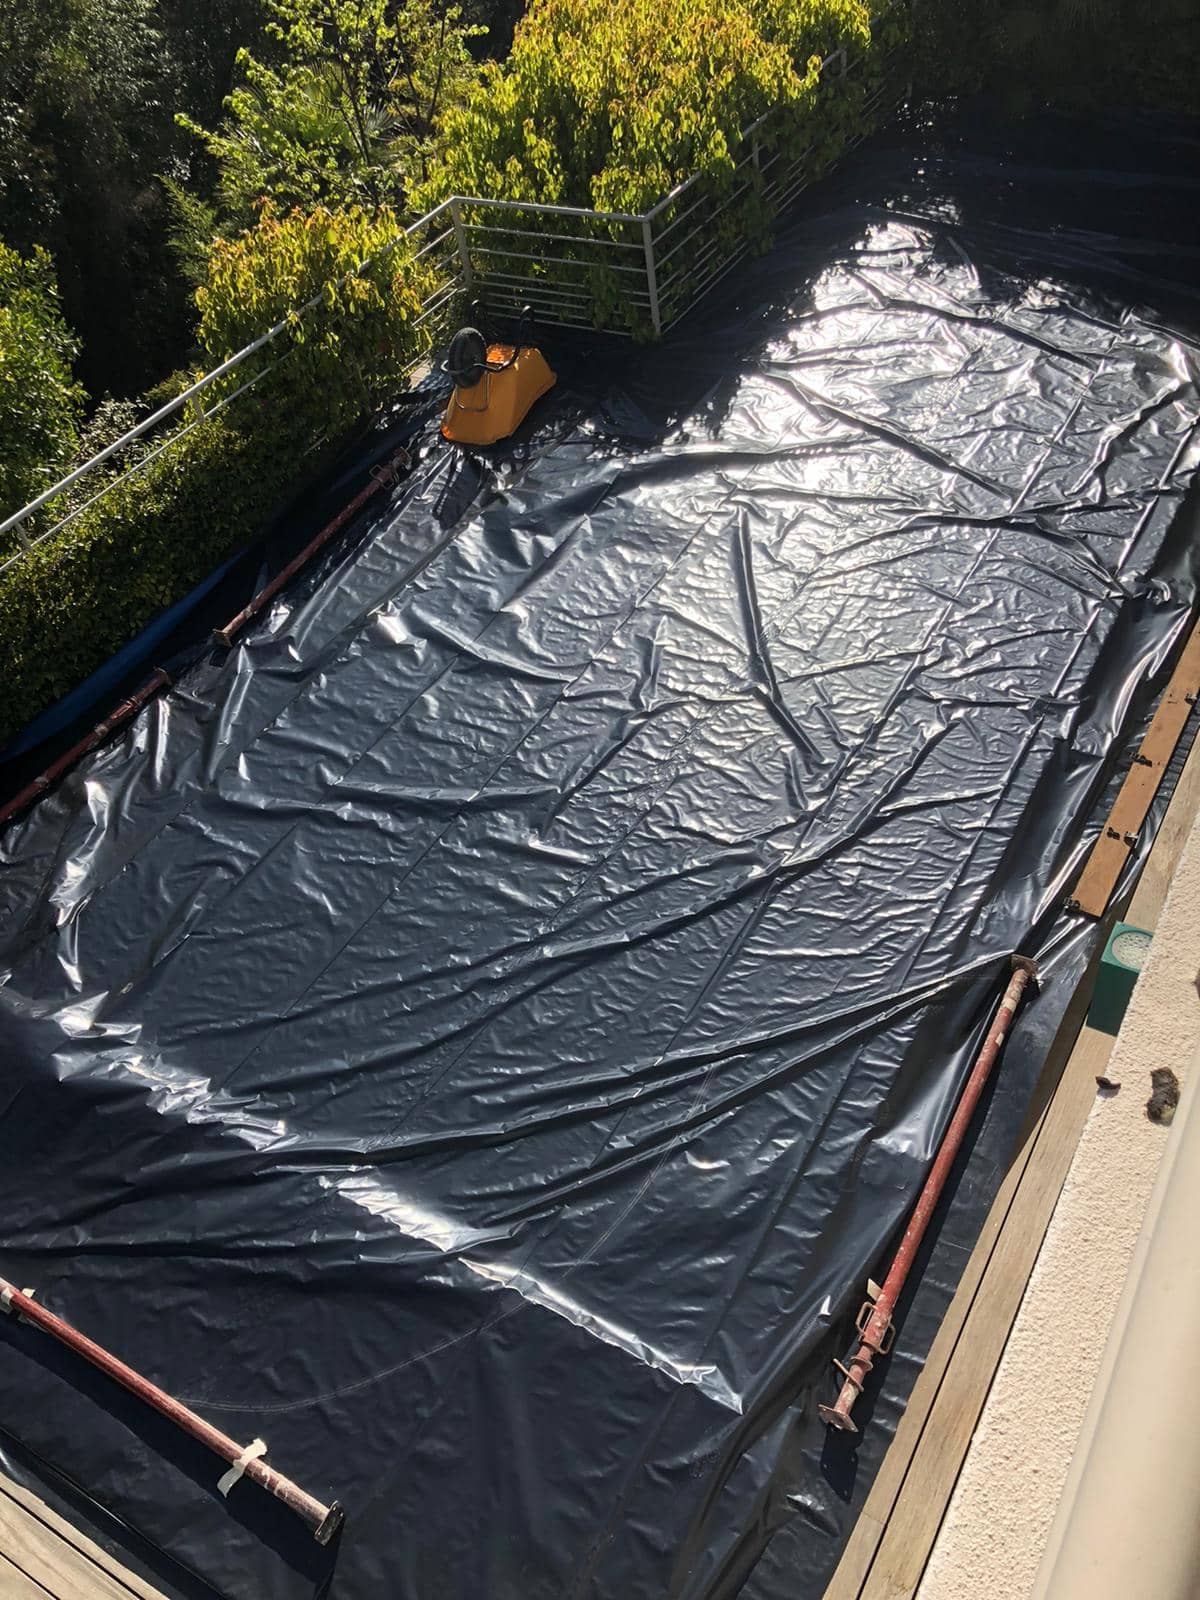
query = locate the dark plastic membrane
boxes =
[1,104,1198,1600]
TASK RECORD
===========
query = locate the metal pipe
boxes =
[409,225,458,263]
[472,272,645,304]
[0,669,173,831]
[0,1277,343,1542]
[448,199,473,294]
[214,447,410,649]
[467,222,643,251]
[481,303,615,335]
[820,954,1040,1433]
[642,216,663,336]
[450,194,645,223]
[413,281,463,325]
[468,244,649,276]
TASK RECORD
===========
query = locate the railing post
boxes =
[449,198,473,296]
[641,215,662,338]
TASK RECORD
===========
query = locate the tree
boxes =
[0,242,85,522]
[911,0,1200,111]
[0,0,274,397]
[158,1,270,134]
[0,0,183,395]
[180,0,481,230]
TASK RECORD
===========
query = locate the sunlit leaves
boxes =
[179,0,483,228]
[419,0,891,331]
[0,242,85,522]
[0,200,432,741]
[196,199,431,435]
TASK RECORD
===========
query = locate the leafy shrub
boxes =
[179,0,482,228]
[418,0,902,332]
[0,203,431,745]
[0,416,288,740]
[196,201,432,438]
[0,241,85,524]
[910,0,1199,113]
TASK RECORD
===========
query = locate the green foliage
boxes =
[418,0,896,332]
[0,242,86,522]
[0,415,289,745]
[425,0,872,209]
[196,200,432,432]
[0,202,431,743]
[910,0,1200,113]
[179,0,482,228]
[159,0,269,132]
[0,0,189,395]
[161,177,222,289]
[0,0,164,214]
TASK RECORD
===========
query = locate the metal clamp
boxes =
[854,1300,895,1354]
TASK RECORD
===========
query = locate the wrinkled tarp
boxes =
[1,104,1199,1600]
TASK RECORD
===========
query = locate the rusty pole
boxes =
[819,953,1039,1433]
[213,447,409,648]
[0,1277,343,1542]
[0,669,173,832]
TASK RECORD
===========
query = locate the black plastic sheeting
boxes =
[2,105,1200,1600]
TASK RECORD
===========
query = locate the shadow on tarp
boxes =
[0,100,1198,1600]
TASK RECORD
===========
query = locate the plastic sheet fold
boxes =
[1,105,1199,1599]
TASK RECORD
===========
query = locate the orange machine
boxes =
[441,307,556,447]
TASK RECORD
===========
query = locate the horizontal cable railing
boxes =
[0,26,908,574]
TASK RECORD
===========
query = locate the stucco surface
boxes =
[917,813,1200,1600]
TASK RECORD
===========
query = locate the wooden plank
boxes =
[825,734,1200,1600]
[823,1024,1112,1600]
[0,1550,55,1599]
[828,1509,886,1598]
[1069,617,1200,916]
[857,1026,1113,1600]
[0,1478,164,1600]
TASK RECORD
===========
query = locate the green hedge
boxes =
[0,417,287,731]
[0,243,86,530]
[418,0,905,332]
[0,205,430,747]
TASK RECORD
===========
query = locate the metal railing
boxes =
[0,203,463,575]
[0,32,906,575]
[449,35,905,337]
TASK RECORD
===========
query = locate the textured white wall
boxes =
[917,814,1200,1600]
